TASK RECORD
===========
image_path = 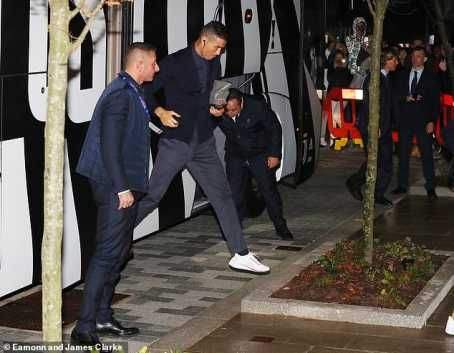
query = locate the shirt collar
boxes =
[119,71,142,90]
[381,69,388,77]
[192,46,210,66]
[411,67,424,74]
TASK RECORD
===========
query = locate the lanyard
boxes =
[120,74,163,134]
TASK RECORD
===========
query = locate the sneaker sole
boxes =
[229,265,270,275]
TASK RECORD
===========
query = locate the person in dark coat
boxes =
[327,50,353,92]
[137,21,270,274]
[72,43,159,346]
[392,46,441,200]
[219,89,293,240]
[346,48,399,207]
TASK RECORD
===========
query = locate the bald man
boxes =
[72,43,159,346]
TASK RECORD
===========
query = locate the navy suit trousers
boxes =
[135,133,248,254]
[348,137,393,197]
[225,154,286,230]
[398,105,435,191]
[76,182,138,333]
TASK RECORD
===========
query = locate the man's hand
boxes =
[439,59,447,72]
[209,106,225,117]
[118,191,134,210]
[426,121,434,134]
[406,96,415,103]
[155,107,181,128]
[267,156,281,169]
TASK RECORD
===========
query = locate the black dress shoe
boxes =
[345,179,363,201]
[276,227,294,240]
[96,318,139,336]
[391,186,407,195]
[71,329,101,345]
[375,196,393,208]
[427,189,438,201]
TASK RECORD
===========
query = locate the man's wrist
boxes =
[154,107,164,118]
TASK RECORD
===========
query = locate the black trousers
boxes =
[225,154,287,231]
[348,135,393,197]
[397,118,435,191]
[76,182,139,333]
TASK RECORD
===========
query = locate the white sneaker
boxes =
[446,316,454,335]
[228,252,270,274]
[320,138,328,147]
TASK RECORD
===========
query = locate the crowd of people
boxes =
[316,18,454,206]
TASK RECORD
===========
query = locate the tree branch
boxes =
[420,0,436,24]
[367,0,376,18]
[69,0,105,53]
[70,0,85,20]
[444,0,453,17]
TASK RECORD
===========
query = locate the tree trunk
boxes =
[42,0,70,342]
[363,0,389,264]
[433,0,454,94]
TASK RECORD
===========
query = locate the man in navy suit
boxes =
[220,89,293,240]
[137,21,269,274]
[346,48,398,208]
[392,46,440,200]
[72,43,159,346]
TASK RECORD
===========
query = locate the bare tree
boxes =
[363,0,389,264]
[42,0,110,342]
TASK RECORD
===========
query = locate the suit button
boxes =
[237,135,240,139]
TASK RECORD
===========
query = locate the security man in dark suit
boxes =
[72,43,160,346]
[137,22,269,274]
[346,48,398,208]
[392,46,440,200]
[219,89,293,240]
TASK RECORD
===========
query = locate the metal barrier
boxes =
[323,87,364,150]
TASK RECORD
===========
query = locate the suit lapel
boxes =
[417,69,427,90]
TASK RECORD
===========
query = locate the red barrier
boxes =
[323,87,363,149]
[435,94,454,146]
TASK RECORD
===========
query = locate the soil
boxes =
[272,240,446,309]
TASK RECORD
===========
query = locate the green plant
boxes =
[310,238,441,308]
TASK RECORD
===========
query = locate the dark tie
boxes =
[410,70,418,96]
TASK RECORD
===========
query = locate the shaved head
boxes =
[124,42,159,84]
[124,42,156,69]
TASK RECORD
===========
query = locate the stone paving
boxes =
[0,146,428,351]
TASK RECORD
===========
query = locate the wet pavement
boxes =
[188,193,454,353]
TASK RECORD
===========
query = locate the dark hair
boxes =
[199,21,228,41]
[381,48,398,67]
[226,88,243,102]
[411,46,427,56]
[124,42,157,67]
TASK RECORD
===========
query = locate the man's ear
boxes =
[424,57,428,63]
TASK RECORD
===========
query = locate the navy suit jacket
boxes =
[77,72,155,194]
[395,68,440,128]
[219,95,282,159]
[357,72,394,142]
[145,46,221,143]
